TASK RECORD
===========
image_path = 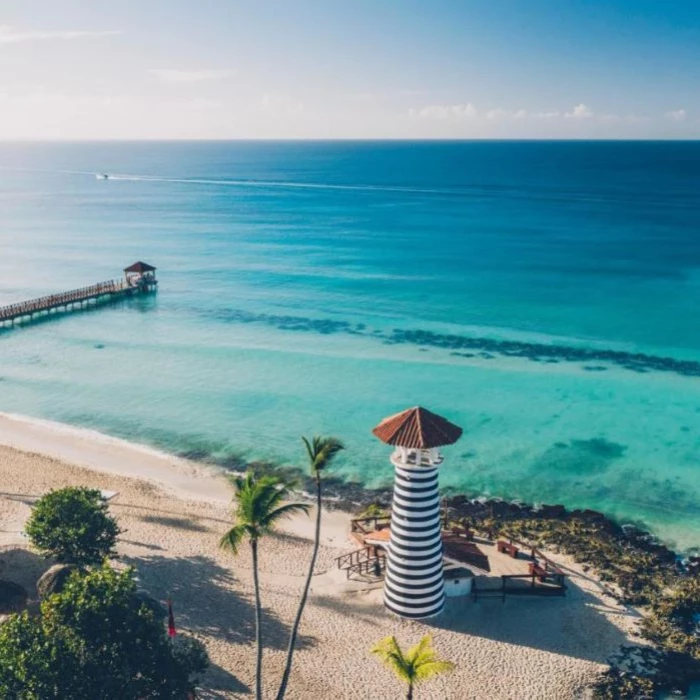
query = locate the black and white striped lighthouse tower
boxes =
[372,406,463,619]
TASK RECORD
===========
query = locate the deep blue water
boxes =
[1,141,700,547]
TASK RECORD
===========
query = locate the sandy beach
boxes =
[0,414,644,699]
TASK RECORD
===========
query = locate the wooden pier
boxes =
[0,262,157,328]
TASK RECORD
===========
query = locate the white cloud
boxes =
[485,107,529,121]
[147,69,232,84]
[565,103,593,119]
[405,101,655,134]
[531,110,561,120]
[0,25,120,44]
[484,107,508,121]
[665,108,687,122]
[409,103,478,120]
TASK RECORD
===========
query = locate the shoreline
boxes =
[0,411,232,505]
[0,410,693,562]
[0,415,649,699]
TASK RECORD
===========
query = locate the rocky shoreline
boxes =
[216,452,687,562]
[221,455,700,697]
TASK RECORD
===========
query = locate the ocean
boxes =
[1,140,699,549]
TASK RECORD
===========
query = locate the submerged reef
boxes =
[211,307,700,379]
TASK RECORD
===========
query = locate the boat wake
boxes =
[95,172,450,196]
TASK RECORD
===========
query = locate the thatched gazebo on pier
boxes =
[124,262,157,291]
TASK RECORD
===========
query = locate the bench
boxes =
[496,540,519,558]
[528,562,548,581]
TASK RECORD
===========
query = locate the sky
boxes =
[1,0,699,140]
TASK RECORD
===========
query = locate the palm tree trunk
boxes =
[252,539,263,700]
[275,474,322,700]
[406,681,414,700]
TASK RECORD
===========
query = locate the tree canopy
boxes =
[371,635,454,699]
[25,487,121,566]
[0,565,208,699]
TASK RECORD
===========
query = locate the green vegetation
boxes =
[638,577,700,694]
[455,507,700,697]
[0,565,208,699]
[25,487,121,566]
[276,436,344,700]
[473,515,672,605]
[590,669,656,700]
[643,577,700,655]
[371,634,454,700]
[356,500,390,519]
[220,471,309,700]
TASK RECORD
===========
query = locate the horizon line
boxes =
[0,137,699,144]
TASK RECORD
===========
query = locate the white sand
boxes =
[0,414,644,699]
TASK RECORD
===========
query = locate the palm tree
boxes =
[275,436,344,700]
[370,635,455,700]
[220,471,309,700]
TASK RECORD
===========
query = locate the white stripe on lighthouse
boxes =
[384,461,445,619]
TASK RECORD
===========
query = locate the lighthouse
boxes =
[372,406,462,619]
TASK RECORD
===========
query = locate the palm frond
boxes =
[414,660,455,682]
[302,436,315,465]
[406,634,433,664]
[261,502,310,531]
[301,435,345,476]
[371,635,453,688]
[219,524,249,554]
[227,473,247,493]
[370,636,413,684]
[221,470,305,554]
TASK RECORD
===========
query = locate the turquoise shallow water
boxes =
[1,141,699,549]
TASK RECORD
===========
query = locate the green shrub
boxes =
[0,565,209,698]
[591,669,656,700]
[25,487,121,566]
[643,577,700,658]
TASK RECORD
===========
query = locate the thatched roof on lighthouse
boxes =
[372,406,462,449]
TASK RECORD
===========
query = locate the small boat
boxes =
[95,173,109,180]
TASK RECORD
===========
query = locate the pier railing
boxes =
[0,279,131,323]
[350,516,391,535]
[335,546,386,580]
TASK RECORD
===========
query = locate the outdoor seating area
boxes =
[497,540,519,558]
[342,516,567,600]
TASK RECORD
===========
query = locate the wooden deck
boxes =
[468,538,566,599]
[0,278,155,327]
[345,518,567,599]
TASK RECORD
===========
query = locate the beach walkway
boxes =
[0,262,157,328]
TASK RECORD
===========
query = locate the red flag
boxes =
[167,599,177,638]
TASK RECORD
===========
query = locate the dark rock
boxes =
[37,563,79,599]
[538,504,567,518]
